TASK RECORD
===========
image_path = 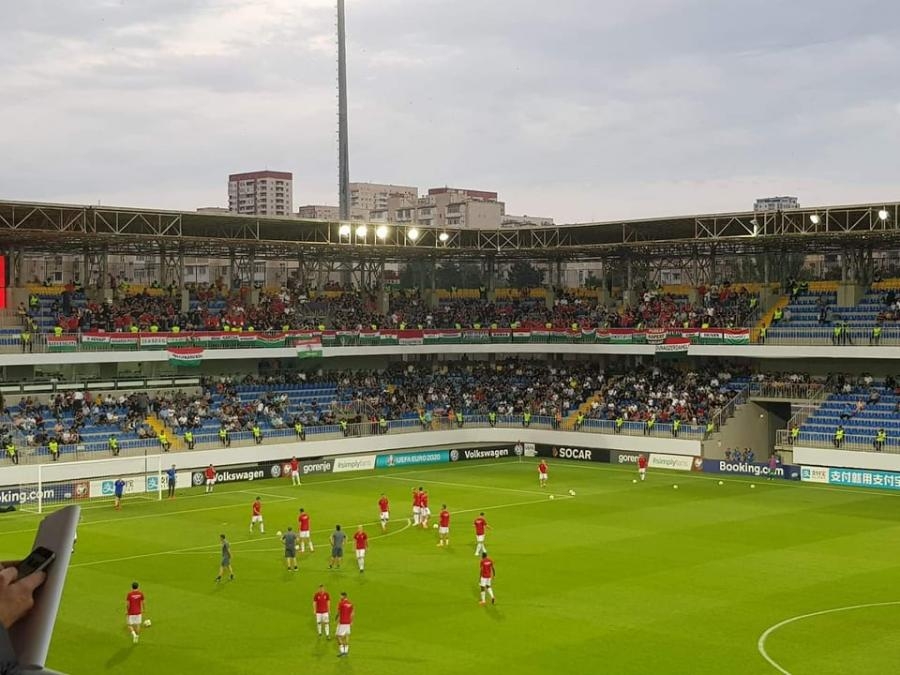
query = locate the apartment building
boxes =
[228,170,293,216]
[296,204,369,221]
[349,182,418,213]
[370,187,505,229]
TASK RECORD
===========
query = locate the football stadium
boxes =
[4,2,900,675]
[4,201,900,675]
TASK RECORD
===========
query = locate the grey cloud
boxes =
[2,0,900,221]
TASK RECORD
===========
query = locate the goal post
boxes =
[25,454,169,513]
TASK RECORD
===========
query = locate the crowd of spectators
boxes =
[0,359,806,460]
[724,448,755,463]
[6,390,155,450]
[24,280,760,335]
[612,284,758,330]
[581,365,746,427]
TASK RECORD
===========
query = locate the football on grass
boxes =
[143,619,152,627]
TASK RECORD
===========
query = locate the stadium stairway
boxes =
[146,414,183,452]
[564,394,602,430]
[757,295,788,333]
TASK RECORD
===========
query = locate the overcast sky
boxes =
[2,0,900,223]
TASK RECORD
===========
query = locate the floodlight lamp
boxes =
[809,214,820,225]
[438,232,449,242]
[879,209,889,221]
[355,225,368,238]
[375,225,389,239]
[407,228,420,241]
[338,224,351,237]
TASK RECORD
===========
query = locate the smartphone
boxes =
[16,547,56,581]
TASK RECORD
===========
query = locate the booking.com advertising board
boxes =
[802,465,900,491]
[702,459,800,480]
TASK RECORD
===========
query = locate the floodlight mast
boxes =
[337,0,350,221]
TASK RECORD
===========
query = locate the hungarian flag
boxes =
[47,336,77,352]
[296,338,323,359]
[723,329,750,345]
[655,338,690,359]
[255,334,287,348]
[167,347,204,367]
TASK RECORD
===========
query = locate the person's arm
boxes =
[0,565,47,675]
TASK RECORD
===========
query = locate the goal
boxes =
[9,455,172,514]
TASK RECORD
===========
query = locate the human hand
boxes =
[0,566,46,629]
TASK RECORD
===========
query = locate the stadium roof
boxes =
[1,198,899,262]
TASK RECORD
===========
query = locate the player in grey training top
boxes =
[329,525,346,569]
[283,527,298,572]
[216,534,234,583]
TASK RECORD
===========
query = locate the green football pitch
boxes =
[3,459,900,674]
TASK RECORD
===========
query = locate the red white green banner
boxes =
[296,338,323,359]
[47,336,78,352]
[655,338,691,358]
[58,326,751,351]
[167,347,204,367]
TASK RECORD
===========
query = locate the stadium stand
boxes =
[2,362,750,463]
[12,283,760,336]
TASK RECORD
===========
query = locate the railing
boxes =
[711,384,749,433]
[6,412,711,467]
[772,384,830,447]
[784,430,900,455]
[2,327,757,354]
[0,376,202,395]
[8,327,900,355]
[748,381,826,400]
[765,326,900,345]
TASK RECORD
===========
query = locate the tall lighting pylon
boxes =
[337,0,350,221]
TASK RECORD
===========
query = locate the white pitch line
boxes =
[382,474,549,497]
[237,490,296,502]
[757,601,900,674]
[0,461,546,538]
[68,494,567,570]
[549,459,900,497]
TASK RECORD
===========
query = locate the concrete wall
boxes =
[705,401,778,459]
[10,341,900,370]
[0,427,702,486]
[794,446,900,471]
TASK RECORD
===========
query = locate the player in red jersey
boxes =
[335,592,354,657]
[289,456,300,486]
[378,494,389,532]
[638,454,648,481]
[353,525,368,573]
[313,584,331,639]
[473,512,491,556]
[437,504,451,547]
[478,552,496,606]
[298,507,314,553]
[125,581,145,644]
[538,460,549,487]
[204,464,216,493]
[419,488,431,528]
[249,496,264,533]
[411,487,421,526]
